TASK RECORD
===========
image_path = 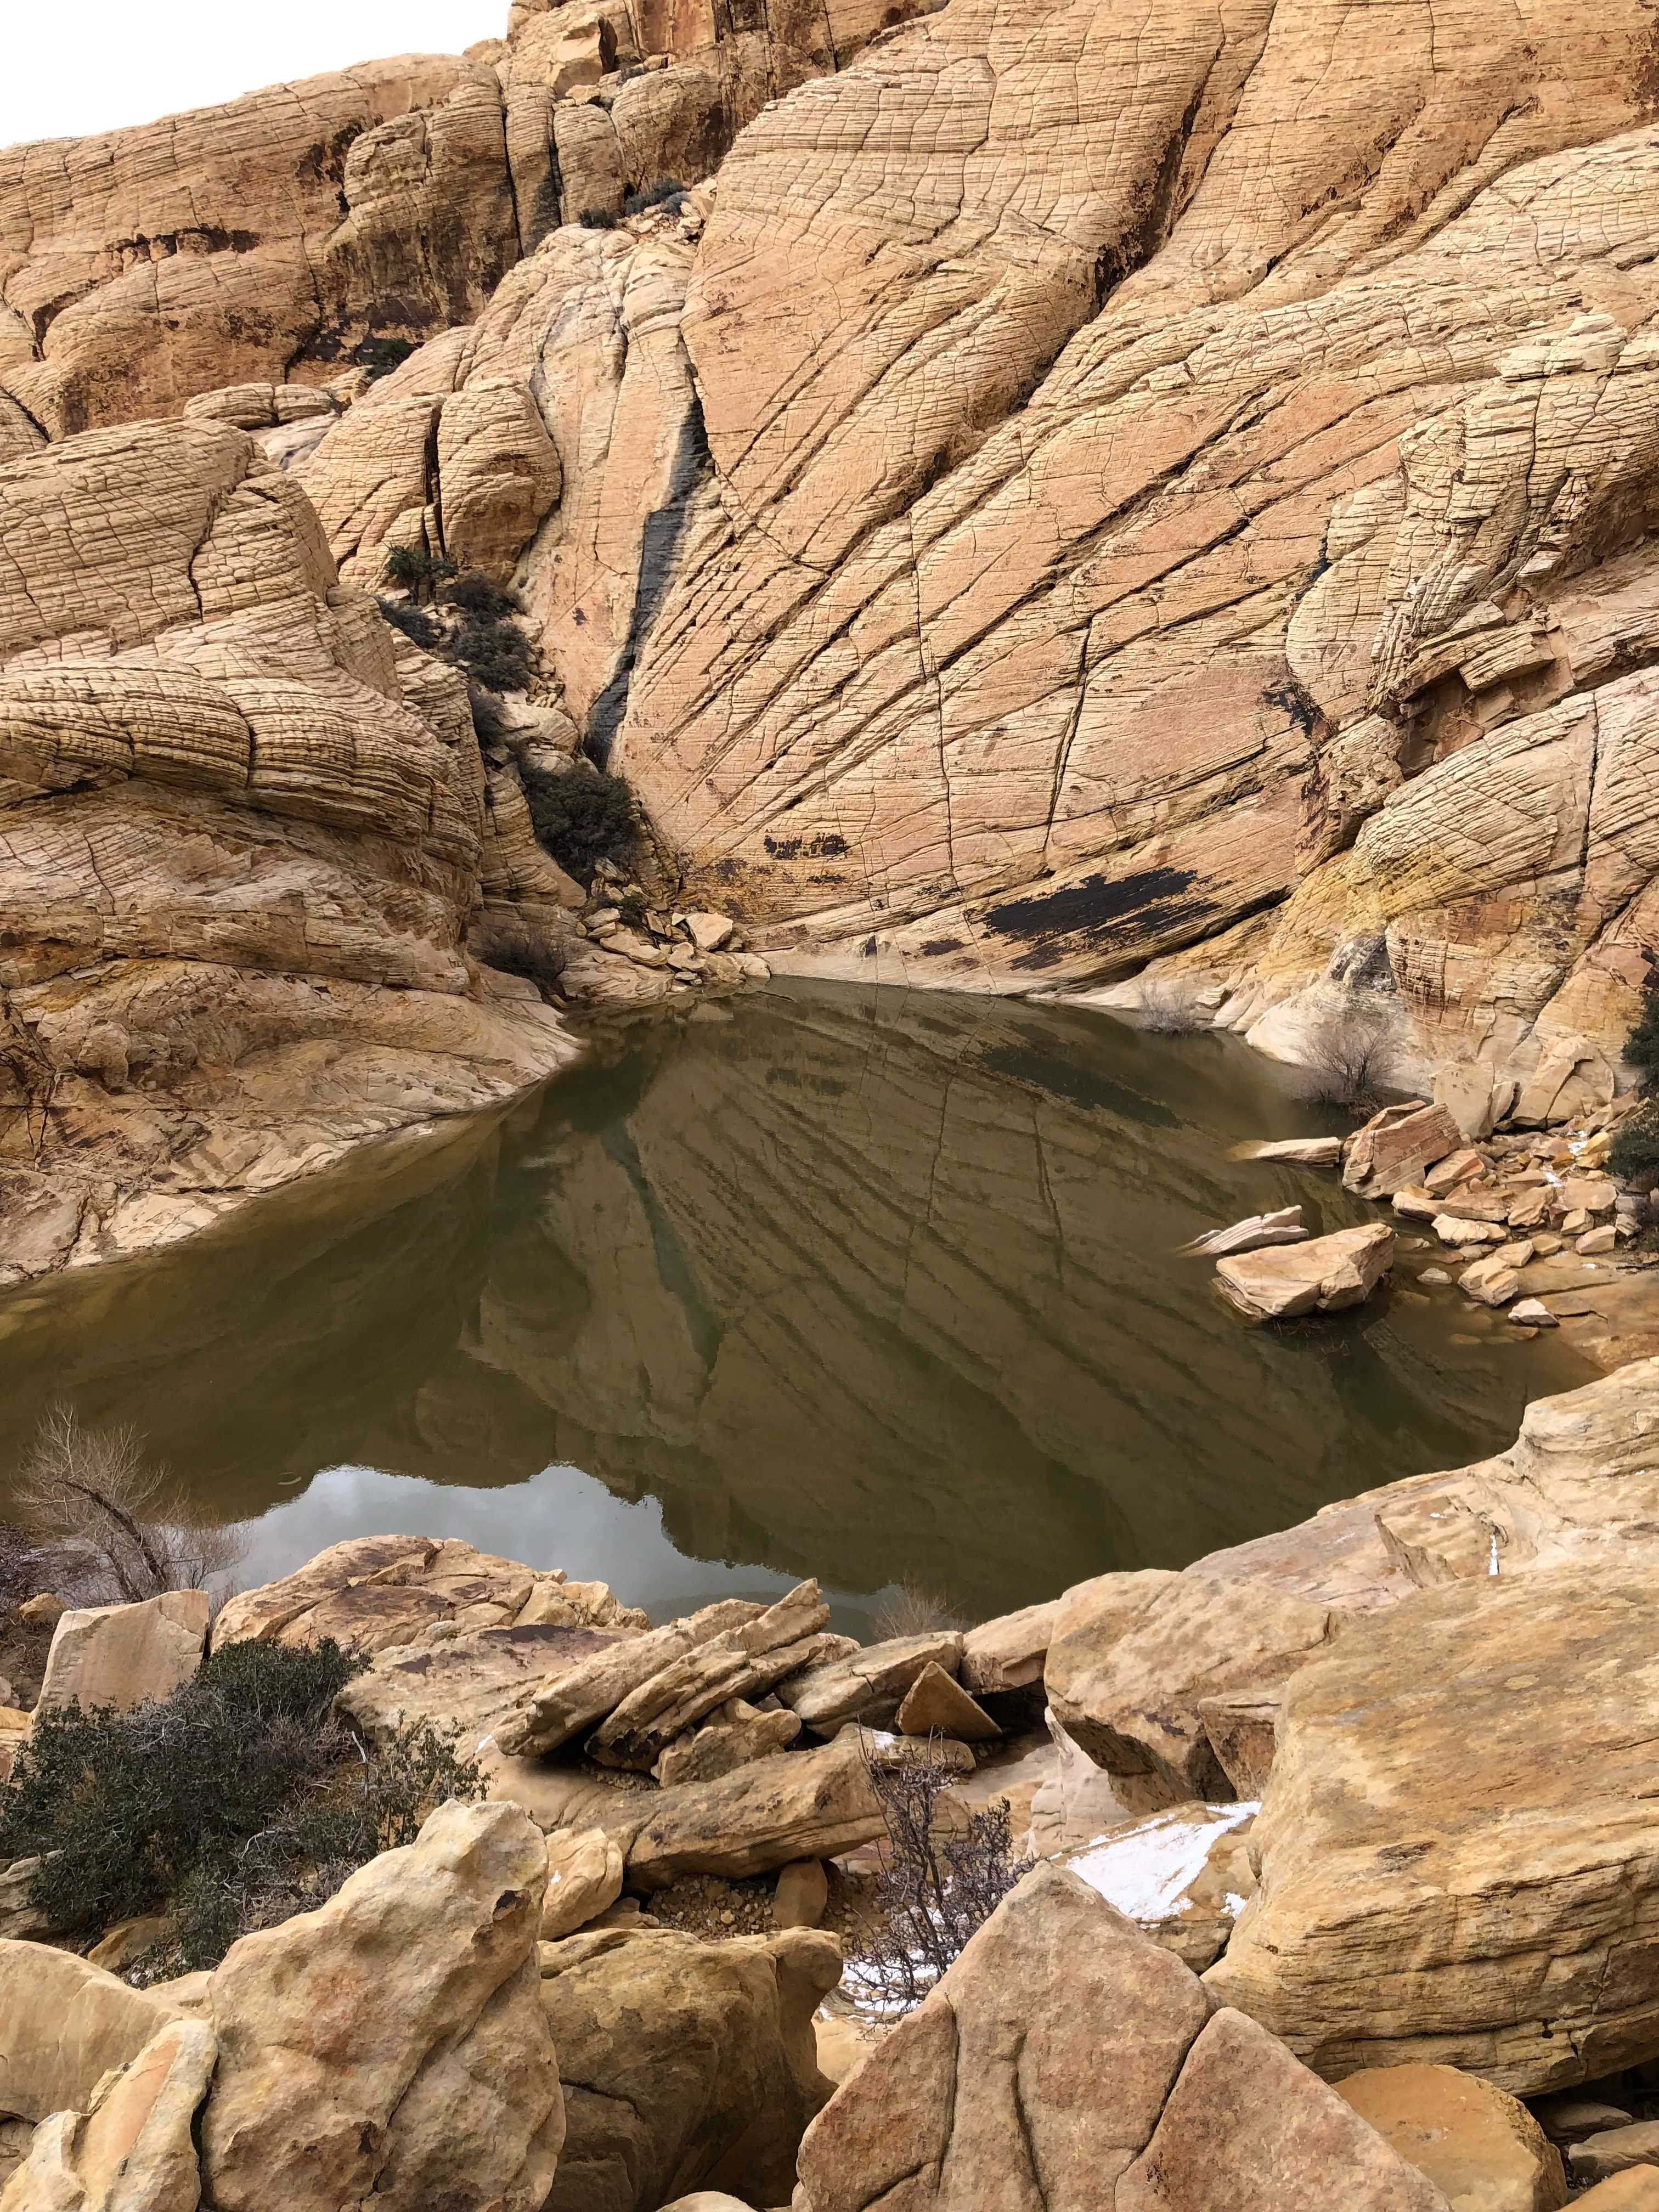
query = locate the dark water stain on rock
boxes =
[983,867,1219,970]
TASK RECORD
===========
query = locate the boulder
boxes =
[1059,1802,1257,1975]
[0,2016,216,2212]
[1575,2177,1659,2210]
[1459,1254,1523,1306]
[778,1633,966,1736]
[1344,1105,1464,1198]
[655,1700,802,1786]
[0,1944,182,2123]
[894,1663,1000,1742]
[538,1923,839,2212]
[1195,1690,1280,1798]
[1206,1565,1659,2093]
[1214,1224,1395,1322]
[542,1827,627,1941]
[498,1599,769,1757]
[586,1581,836,1769]
[1180,1207,1307,1257]
[201,1800,562,2212]
[336,1623,628,1750]
[625,1735,889,1888]
[773,1860,830,1930]
[1044,1569,1338,1803]
[37,1590,209,1715]
[958,1602,1057,1695]
[1337,2064,1567,2212]
[1532,2096,1635,2145]
[794,1863,1446,2211]
[1570,2125,1659,2186]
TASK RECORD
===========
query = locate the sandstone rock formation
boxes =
[201,1798,562,2212]
[0,419,580,1283]
[36,1590,208,1714]
[538,1921,839,2211]
[1338,2065,1567,2212]
[0,2016,216,2212]
[0,1944,184,2127]
[1214,1221,1396,1321]
[794,1861,1447,2210]
[1205,1563,1659,2093]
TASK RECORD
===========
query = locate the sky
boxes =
[1,0,507,151]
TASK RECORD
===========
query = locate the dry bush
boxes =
[844,1737,1030,2015]
[870,1576,963,1643]
[1135,975,1208,1035]
[1288,1012,1400,1111]
[10,1406,247,1607]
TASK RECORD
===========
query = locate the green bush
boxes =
[357,335,417,383]
[0,1639,484,1972]
[383,546,458,605]
[623,177,688,216]
[521,757,640,882]
[376,596,443,650]
[443,570,518,621]
[578,205,623,230]
[1624,979,1659,1094]
[447,616,534,692]
[1611,1101,1659,1188]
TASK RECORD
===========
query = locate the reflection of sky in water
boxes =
[237,1458,886,1632]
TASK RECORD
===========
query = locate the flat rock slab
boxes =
[1234,1137,1344,1165]
[338,1624,626,1750]
[625,1735,889,1887]
[1206,1564,1659,2094]
[1181,1206,1306,1257]
[780,1632,966,1735]
[960,1601,1056,1694]
[1214,1223,1394,1322]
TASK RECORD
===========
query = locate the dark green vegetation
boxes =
[0,1640,483,1973]
[1611,975,1659,1190]
[378,560,534,692]
[520,754,640,882]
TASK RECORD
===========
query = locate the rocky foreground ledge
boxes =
[8,1356,1659,2206]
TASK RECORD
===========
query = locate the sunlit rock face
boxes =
[597,0,1659,1101]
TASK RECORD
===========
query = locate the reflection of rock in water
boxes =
[0,982,1581,1616]
[460,985,1564,1614]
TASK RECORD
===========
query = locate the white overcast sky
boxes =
[2,0,506,151]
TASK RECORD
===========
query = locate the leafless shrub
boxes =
[1135,975,1208,1035]
[870,1576,963,1643]
[10,1406,247,1607]
[843,1736,1031,2015]
[1287,1012,1401,1112]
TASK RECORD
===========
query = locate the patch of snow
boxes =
[1063,1801,1257,1923]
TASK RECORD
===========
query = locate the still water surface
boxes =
[0,982,1587,1631]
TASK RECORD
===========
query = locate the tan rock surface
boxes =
[538,1922,839,2212]
[201,1799,562,2212]
[1206,1564,1659,2093]
[1338,2065,1566,2212]
[0,419,578,1285]
[795,1863,1447,2211]
[1045,1568,1338,1803]
[36,1590,208,1715]
[624,1733,889,1888]
[0,2015,216,2212]
[958,1601,1057,1695]
[336,1622,629,1748]
[1214,1223,1395,1322]
[894,1662,1000,1743]
[778,1632,966,1736]
[1575,2181,1659,2212]
[541,1827,625,1940]
[0,1943,181,2123]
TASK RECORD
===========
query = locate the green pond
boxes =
[0,981,1588,1634]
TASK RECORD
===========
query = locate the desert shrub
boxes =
[442,570,518,621]
[521,757,640,882]
[0,1520,42,1609]
[623,176,688,216]
[870,1576,962,1643]
[383,546,458,604]
[844,1738,1030,2015]
[1135,975,1207,1035]
[376,595,443,650]
[1611,1102,1659,1189]
[447,616,535,693]
[1288,1011,1400,1111]
[357,335,417,382]
[10,1407,246,1606]
[0,1638,484,1970]
[579,205,623,230]
[1622,976,1659,1094]
[469,686,512,744]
